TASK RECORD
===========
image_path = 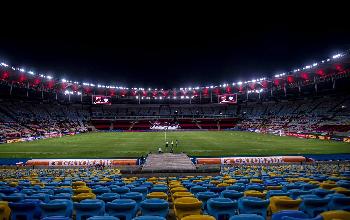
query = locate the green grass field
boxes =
[0,131,349,158]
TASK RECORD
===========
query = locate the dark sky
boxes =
[0,8,349,89]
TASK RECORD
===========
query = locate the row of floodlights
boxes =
[1,52,347,89]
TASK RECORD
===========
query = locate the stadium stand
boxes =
[0,163,349,219]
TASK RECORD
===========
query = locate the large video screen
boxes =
[92,95,112,105]
[219,93,237,104]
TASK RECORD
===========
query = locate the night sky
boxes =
[0,10,349,89]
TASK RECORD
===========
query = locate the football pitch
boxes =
[0,131,349,158]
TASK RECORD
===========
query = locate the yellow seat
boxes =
[0,201,11,220]
[251,179,263,184]
[72,193,96,202]
[331,187,350,196]
[320,210,350,220]
[217,183,230,187]
[72,181,86,188]
[73,187,92,195]
[172,192,195,202]
[320,181,337,190]
[223,179,236,184]
[244,190,266,199]
[174,197,202,220]
[269,196,302,214]
[147,192,168,200]
[210,180,221,185]
[171,187,188,194]
[181,214,216,220]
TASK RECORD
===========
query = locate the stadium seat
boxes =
[97,193,120,203]
[271,210,308,220]
[147,192,168,200]
[106,199,138,220]
[196,191,219,210]
[93,187,111,195]
[238,196,269,219]
[140,198,169,217]
[0,201,11,220]
[121,192,144,208]
[229,214,265,220]
[331,187,350,196]
[266,190,290,199]
[181,214,216,220]
[42,217,72,220]
[172,192,195,202]
[244,190,266,199]
[111,187,130,195]
[269,196,302,214]
[72,193,96,202]
[190,186,207,195]
[40,199,73,217]
[2,193,25,202]
[132,216,166,220]
[327,193,350,211]
[131,186,148,197]
[74,199,105,220]
[173,197,202,220]
[221,190,244,200]
[320,210,350,220]
[26,193,50,202]
[299,194,330,217]
[8,199,42,220]
[206,198,237,219]
[87,217,120,220]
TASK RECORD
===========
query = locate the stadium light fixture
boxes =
[237,82,243,85]
[332,54,342,59]
[210,86,214,89]
[0,62,9,67]
[61,79,67,83]
[47,75,52,79]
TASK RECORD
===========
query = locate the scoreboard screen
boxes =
[92,95,111,105]
[219,93,237,104]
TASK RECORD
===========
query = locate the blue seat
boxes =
[131,186,148,197]
[93,187,111,195]
[121,192,144,209]
[190,186,207,195]
[21,188,37,195]
[207,198,237,220]
[238,196,269,219]
[267,190,289,199]
[42,217,72,220]
[74,199,105,220]
[311,188,334,198]
[288,189,311,199]
[2,193,25,202]
[87,217,120,220]
[300,183,318,191]
[140,198,168,217]
[283,184,302,192]
[132,216,166,220]
[111,187,130,195]
[150,186,168,193]
[106,199,137,220]
[229,214,264,220]
[9,199,42,220]
[246,184,265,192]
[299,195,330,217]
[271,210,308,220]
[326,193,350,211]
[197,191,219,210]
[227,185,245,192]
[97,193,120,203]
[40,199,73,217]
[54,188,73,194]
[221,190,244,200]
[0,187,17,195]
[337,180,350,189]
[26,193,50,202]
[210,187,226,194]
[282,216,323,220]
[50,193,72,200]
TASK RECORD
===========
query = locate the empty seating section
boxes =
[0,163,349,219]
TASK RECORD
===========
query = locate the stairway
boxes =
[142,153,196,172]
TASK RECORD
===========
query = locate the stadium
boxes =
[1,29,350,219]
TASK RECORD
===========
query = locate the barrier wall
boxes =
[196,156,306,164]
